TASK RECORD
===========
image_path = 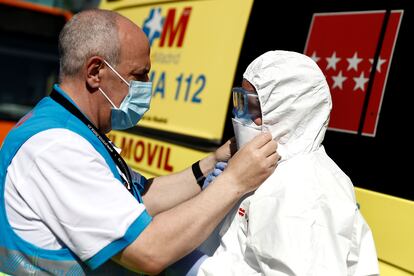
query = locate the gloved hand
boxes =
[202,161,227,189]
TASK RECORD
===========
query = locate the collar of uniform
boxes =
[53,84,95,125]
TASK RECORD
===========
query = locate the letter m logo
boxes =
[160,7,192,47]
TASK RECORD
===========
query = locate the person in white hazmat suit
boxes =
[197,50,379,276]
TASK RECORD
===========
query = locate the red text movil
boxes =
[109,134,174,172]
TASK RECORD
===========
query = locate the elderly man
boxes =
[0,10,278,275]
[198,51,379,275]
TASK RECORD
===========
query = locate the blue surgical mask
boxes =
[99,60,152,130]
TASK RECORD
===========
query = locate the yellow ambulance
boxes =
[0,0,412,274]
[99,1,414,275]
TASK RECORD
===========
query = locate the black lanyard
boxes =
[50,89,133,194]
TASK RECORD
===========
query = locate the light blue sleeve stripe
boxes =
[85,209,152,270]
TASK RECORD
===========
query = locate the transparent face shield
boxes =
[232,87,262,124]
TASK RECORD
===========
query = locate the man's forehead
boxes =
[117,22,150,71]
[118,22,146,44]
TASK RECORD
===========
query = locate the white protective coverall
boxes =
[198,51,379,276]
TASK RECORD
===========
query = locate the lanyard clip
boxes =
[125,180,131,190]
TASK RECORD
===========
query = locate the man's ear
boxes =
[85,56,104,90]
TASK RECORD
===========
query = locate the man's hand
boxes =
[214,137,238,162]
[115,133,279,275]
[198,138,236,181]
[221,132,279,195]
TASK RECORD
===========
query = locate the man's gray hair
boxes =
[58,9,121,80]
